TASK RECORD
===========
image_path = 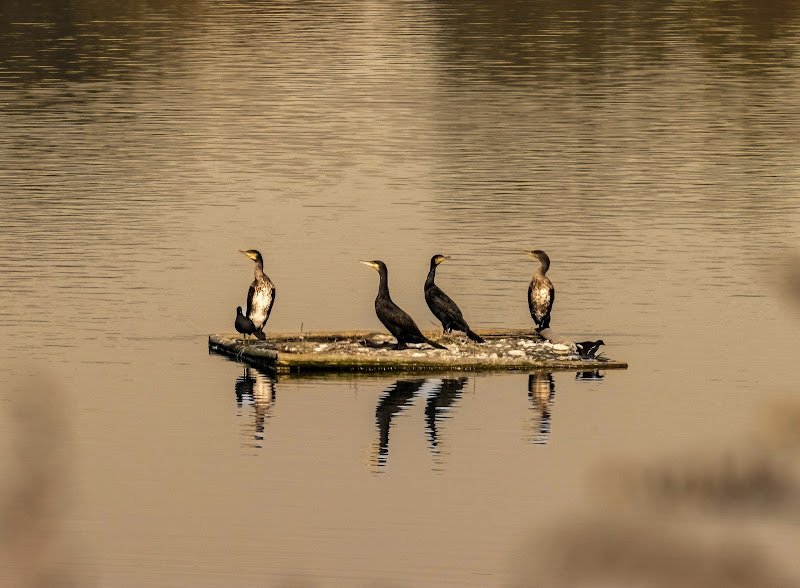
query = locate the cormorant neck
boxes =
[253,258,265,280]
[537,257,550,276]
[425,263,437,288]
[377,267,390,297]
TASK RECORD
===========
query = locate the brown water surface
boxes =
[2,1,800,586]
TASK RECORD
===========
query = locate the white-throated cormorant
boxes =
[424,254,484,343]
[525,250,554,330]
[361,260,447,350]
[235,306,257,346]
[575,340,604,359]
[239,249,276,340]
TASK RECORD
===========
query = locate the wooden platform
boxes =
[208,329,628,374]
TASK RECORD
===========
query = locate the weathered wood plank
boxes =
[208,330,628,374]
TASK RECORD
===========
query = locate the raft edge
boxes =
[208,332,628,373]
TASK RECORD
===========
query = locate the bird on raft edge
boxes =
[239,249,276,340]
[235,306,257,346]
[575,339,605,359]
[524,249,554,332]
[424,254,484,343]
[360,260,447,350]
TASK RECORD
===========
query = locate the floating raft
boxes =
[208,329,628,374]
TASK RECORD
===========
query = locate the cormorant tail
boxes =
[465,329,485,343]
[426,338,448,350]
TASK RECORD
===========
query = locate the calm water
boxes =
[2,0,800,585]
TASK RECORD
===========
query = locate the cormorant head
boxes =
[430,254,451,266]
[524,249,549,261]
[360,260,387,273]
[239,249,263,263]
[237,306,244,315]
[525,249,551,270]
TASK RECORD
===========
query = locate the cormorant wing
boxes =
[377,298,425,337]
[246,282,257,317]
[264,284,276,324]
[427,286,466,322]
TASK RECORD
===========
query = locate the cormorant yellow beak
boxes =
[523,250,537,257]
[239,250,257,260]
[359,260,378,270]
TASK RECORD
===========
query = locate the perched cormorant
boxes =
[234,306,257,346]
[360,260,447,350]
[575,339,605,359]
[525,250,554,330]
[239,249,276,340]
[424,255,484,343]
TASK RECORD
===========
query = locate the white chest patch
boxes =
[248,288,273,327]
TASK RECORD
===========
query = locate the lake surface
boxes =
[2,1,800,586]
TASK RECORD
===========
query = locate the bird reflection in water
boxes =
[529,372,556,445]
[367,378,469,470]
[425,377,468,468]
[369,379,427,469]
[576,370,605,381]
[234,366,276,449]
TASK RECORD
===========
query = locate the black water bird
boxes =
[575,339,605,359]
[424,255,484,343]
[234,306,257,345]
[525,250,554,330]
[239,249,276,340]
[360,260,447,350]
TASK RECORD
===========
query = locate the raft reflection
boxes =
[234,366,276,449]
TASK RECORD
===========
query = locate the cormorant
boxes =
[360,260,447,350]
[424,255,484,343]
[575,339,605,359]
[234,306,256,346]
[525,250,554,330]
[239,249,276,340]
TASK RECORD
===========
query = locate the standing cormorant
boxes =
[424,255,484,343]
[525,250,554,330]
[239,249,276,340]
[235,306,257,346]
[575,340,605,359]
[360,260,447,350]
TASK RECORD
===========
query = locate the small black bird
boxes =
[525,250,554,330]
[235,306,257,346]
[575,340,605,359]
[424,254,484,343]
[361,260,447,350]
